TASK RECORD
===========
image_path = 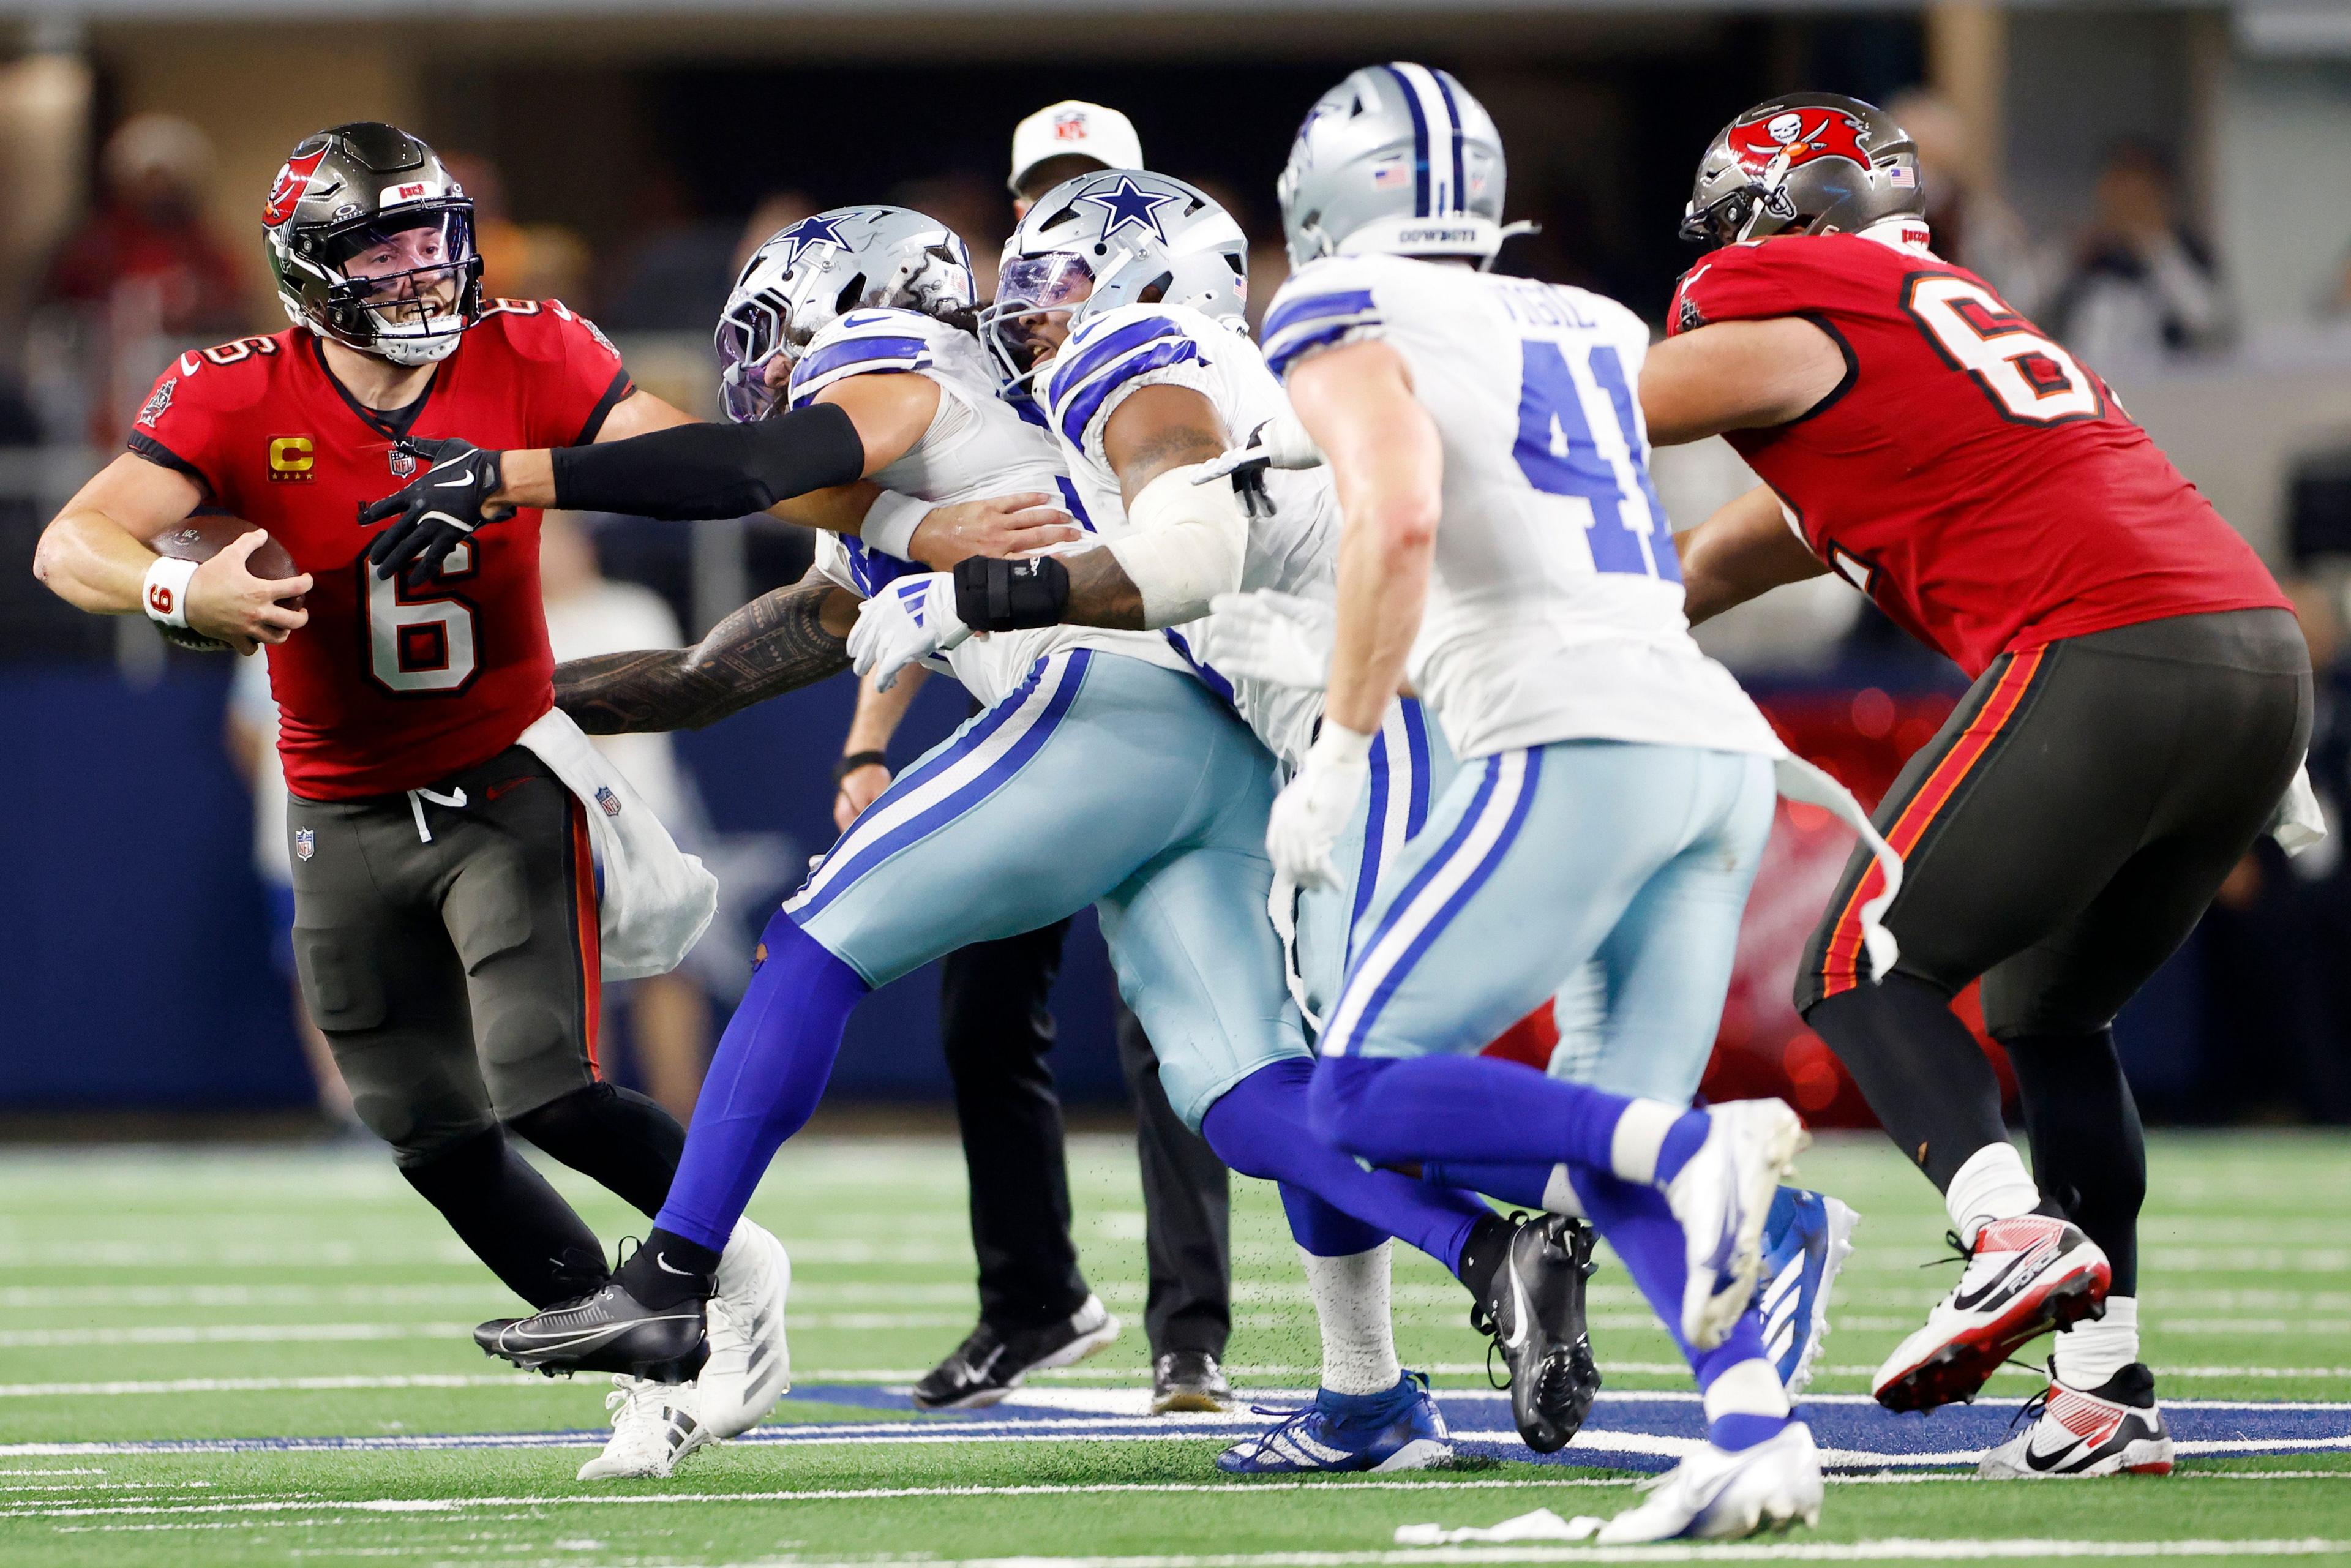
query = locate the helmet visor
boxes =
[715,293,790,423]
[990,252,1093,369]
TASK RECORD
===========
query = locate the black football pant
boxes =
[941,920,1231,1357]
[1801,609,2311,1294]
[287,745,687,1308]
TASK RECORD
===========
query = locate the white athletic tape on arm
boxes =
[859,489,933,563]
[1109,461,1249,628]
[141,555,198,629]
[1774,754,1903,979]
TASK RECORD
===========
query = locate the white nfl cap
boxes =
[1009,101,1144,194]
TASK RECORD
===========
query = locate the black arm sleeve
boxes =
[547,402,866,520]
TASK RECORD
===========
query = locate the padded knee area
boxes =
[367,1092,497,1169]
[1200,1057,1315,1183]
[1305,1052,1392,1161]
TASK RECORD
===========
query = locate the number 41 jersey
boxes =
[128,302,633,798]
[1668,228,2287,679]
[1264,253,1780,762]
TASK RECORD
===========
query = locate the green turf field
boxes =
[1,1127,2346,1566]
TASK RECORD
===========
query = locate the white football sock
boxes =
[1944,1142,2041,1246]
[1540,1163,1589,1219]
[1702,1358,1790,1424]
[1301,1244,1402,1396]
[1608,1100,1684,1185]
[2052,1296,2139,1390]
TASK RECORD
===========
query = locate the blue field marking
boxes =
[9,1386,2349,1466]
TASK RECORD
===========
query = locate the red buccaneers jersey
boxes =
[1666,230,2287,678]
[129,302,632,798]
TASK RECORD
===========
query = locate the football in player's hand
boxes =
[146,514,306,653]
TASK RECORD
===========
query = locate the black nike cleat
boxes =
[1473,1214,1602,1453]
[912,1294,1119,1411]
[477,1277,711,1382]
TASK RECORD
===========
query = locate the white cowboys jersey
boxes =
[1040,302,1337,771]
[790,307,1185,706]
[1260,255,1782,762]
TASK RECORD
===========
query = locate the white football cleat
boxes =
[700,1218,792,1439]
[1663,1100,1810,1351]
[1873,1215,2110,1414]
[1978,1361,2174,1478]
[577,1375,713,1480]
[1597,1422,1823,1544]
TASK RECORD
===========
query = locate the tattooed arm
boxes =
[556,569,859,734]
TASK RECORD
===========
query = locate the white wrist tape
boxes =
[860,489,934,562]
[1109,462,1249,627]
[141,556,198,629]
[1307,719,1374,769]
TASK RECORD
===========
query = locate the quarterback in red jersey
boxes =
[1641,95,2310,1462]
[32,122,795,1477]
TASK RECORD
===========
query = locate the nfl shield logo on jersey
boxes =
[388,446,419,478]
[595,785,623,819]
[294,828,315,861]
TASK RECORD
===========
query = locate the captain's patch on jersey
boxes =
[268,436,315,482]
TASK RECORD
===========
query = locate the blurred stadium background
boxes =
[7,0,2351,1136]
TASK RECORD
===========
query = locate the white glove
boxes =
[1267,722,1373,891]
[1192,409,1325,486]
[1205,589,1336,691]
[848,573,972,691]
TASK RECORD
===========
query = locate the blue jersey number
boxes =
[1510,340,1679,583]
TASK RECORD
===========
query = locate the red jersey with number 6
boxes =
[128,301,633,798]
[1665,229,2286,678]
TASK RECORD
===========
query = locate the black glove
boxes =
[359,437,512,584]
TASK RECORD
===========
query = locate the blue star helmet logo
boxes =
[1075,176,1185,246]
[771,213,852,271]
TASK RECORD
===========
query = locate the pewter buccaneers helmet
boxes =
[1681,94,1922,249]
[983,170,1247,383]
[715,205,977,424]
[1277,62,1509,270]
[264,122,482,367]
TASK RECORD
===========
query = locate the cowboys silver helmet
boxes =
[1277,63,1509,271]
[716,204,976,423]
[263,122,482,367]
[983,170,1247,383]
[1681,94,1922,249]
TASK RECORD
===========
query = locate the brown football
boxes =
[146,514,306,653]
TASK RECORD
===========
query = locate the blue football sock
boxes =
[652,911,868,1251]
[1310,1051,1641,1172]
[1579,1168,1788,1447]
[1577,1166,1703,1361]
[1653,1113,1712,1187]
[1420,1161,1558,1211]
[1202,1058,1493,1270]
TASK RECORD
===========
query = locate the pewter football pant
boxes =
[787,648,1304,1128]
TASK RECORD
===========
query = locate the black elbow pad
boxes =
[953,555,1071,632]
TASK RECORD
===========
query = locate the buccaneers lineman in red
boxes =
[1643,94,2306,1477]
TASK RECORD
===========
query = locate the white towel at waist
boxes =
[516,708,719,981]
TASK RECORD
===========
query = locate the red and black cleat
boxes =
[1978,1361,2175,1477]
[1872,1215,2111,1414]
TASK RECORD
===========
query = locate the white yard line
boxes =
[0,1374,550,1398]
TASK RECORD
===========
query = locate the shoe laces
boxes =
[2001,1356,2061,1433]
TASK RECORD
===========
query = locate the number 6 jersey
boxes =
[127,301,633,798]
[1667,225,2287,678]
[1264,253,1780,762]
